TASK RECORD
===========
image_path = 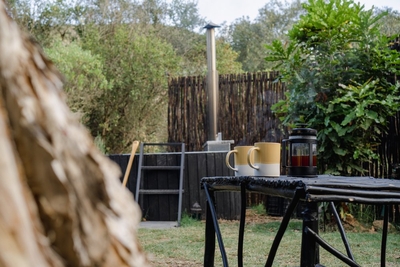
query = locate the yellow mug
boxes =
[247,142,281,177]
[225,146,254,176]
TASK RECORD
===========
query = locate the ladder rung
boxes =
[139,189,184,194]
[141,166,181,170]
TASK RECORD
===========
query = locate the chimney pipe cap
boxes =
[203,22,220,29]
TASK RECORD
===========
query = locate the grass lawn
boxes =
[138,210,400,267]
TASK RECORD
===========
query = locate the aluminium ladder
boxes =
[135,142,185,226]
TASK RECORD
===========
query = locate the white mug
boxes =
[247,142,281,177]
[225,146,254,176]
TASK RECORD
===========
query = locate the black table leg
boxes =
[203,183,229,267]
[381,204,389,267]
[238,182,247,267]
[204,187,216,267]
[265,188,302,267]
[301,202,319,267]
[305,227,361,267]
[329,202,355,260]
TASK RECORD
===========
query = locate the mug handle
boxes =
[247,147,260,170]
[225,150,238,171]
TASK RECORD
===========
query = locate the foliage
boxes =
[6,0,245,153]
[319,202,377,229]
[376,8,400,36]
[252,203,267,216]
[266,0,400,175]
[45,40,110,125]
[180,212,202,227]
[225,18,268,72]
[8,0,77,46]
[316,80,400,174]
[159,26,242,76]
[94,135,107,154]
[166,0,206,31]
[79,24,181,153]
[224,0,304,72]
[216,39,243,74]
[348,203,377,225]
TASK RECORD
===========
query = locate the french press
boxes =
[282,127,318,177]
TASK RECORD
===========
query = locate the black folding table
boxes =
[201,175,400,267]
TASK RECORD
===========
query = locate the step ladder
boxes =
[135,142,185,226]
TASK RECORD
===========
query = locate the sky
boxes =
[196,0,400,25]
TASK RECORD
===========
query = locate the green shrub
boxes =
[266,0,400,175]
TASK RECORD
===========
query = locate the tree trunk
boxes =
[0,1,149,266]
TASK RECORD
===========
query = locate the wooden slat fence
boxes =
[168,72,288,151]
[168,72,290,208]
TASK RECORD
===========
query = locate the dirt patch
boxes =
[243,210,395,234]
[342,217,372,232]
[245,208,283,223]
[319,214,399,233]
[215,209,284,225]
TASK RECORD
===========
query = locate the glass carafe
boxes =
[282,128,318,177]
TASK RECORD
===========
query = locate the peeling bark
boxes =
[0,1,149,266]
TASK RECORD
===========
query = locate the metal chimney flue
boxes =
[204,22,220,141]
[203,23,234,151]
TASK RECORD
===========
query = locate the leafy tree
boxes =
[157,1,241,76]
[45,40,110,126]
[8,0,243,152]
[7,0,77,46]
[376,8,400,36]
[135,0,168,25]
[166,0,206,31]
[225,0,304,72]
[216,39,243,74]
[156,24,242,76]
[81,25,181,153]
[226,18,267,72]
[267,0,400,175]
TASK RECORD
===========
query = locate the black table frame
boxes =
[201,175,400,267]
